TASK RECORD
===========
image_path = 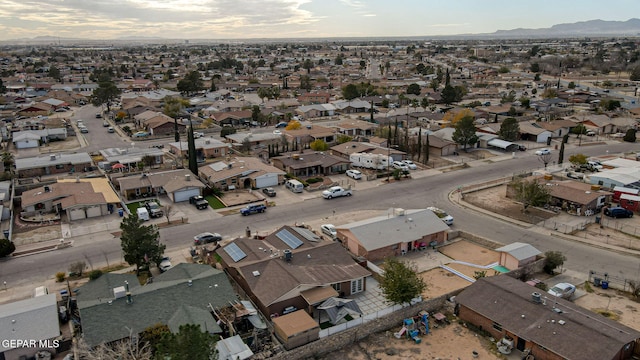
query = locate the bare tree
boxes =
[163,205,173,224]
[75,337,152,360]
[538,153,553,168]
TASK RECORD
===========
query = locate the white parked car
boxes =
[320,224,337,239]
[535,148,551,155]
[273,129,282,135]
[547,283,576,299]
[427,207,454,225]
[392,161,409,171]
[159,257,172,272]
[346,169,362,180]
[402,160,417,170]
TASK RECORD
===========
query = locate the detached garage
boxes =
[164,173,205,203]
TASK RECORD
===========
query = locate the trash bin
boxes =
[594,277,602,287]
[601,281,609,289]
[118,209,124,217]
[595,216,601,224]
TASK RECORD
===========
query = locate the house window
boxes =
[492,322,502,332]
[332,283,341,292]
[351,278,363,294]
[55,164,64,169]
[135,188,141,196]
[231,178,237,184]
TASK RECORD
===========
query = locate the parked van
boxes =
[34,286,49,297]
[285,179,304,193]
[136,207,150,221]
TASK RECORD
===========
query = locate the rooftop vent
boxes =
[50,154,56,161]
[43,185,51,193]
[185,174,191,181]
[283,249,292,262]
[252,271,260,277]
[531,292,541,304]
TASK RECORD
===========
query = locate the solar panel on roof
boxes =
[276,229,303,249]
[291,226,320,242]
[224,242,247,262]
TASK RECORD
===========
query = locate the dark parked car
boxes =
[262,187,276,197]
[144,201,164,218]
[189,195,209,210]
[604,207,633,218]
[193,232,222,245]
[240,204,266,216]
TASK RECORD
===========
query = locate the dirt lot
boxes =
[574,285,640,331]
[318,321,499,360]
[439,240,500,266]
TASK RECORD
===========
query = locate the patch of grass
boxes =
[206,195,226,209]
[319,321,333,329]
[126,201,145,214]
[584,282,594,293]
[593,309,620,321]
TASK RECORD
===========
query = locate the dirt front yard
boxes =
[318,321,500,360]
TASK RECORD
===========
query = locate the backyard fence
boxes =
[588,270,639,293]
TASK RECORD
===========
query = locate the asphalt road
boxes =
[2,141,639,289]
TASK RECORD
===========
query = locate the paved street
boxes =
[1,141,639,302]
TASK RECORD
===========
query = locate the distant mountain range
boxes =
[485,18,640,38]
[3,19,640,44]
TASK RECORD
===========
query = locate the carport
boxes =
[487,138,519,152]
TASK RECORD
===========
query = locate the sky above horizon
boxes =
[0,0,638,41]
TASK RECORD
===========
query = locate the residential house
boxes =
[12,128,67,149]
[518,122,554,143]
[495,242,541,270]
[297,92,331,105]
[295,104,336,119]
[116,169,205,202]
[21,178,120,221]
[334,119,378,137]
[271,151,351,177]
[217,228,371,318]
[507,178,611,215]
[139,112,181,136]
[537,119,576,138]
[281,125,337,147]
[100,146,164,170]
[336,209,450,262]
[168,137,231,161]
[209,110,253,127]
[332,99,371,114]
[77,264,237,347]
[198,157,285,190]
[0,294,62,360]
[329,141,406,162]
[15,153,93,178]
[426,135,458,156]
[456,275,640,360]
[15,102,53,117]
[578,114,616,134]
[272,311,321,350]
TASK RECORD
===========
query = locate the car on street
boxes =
[547,282,576,299]
[535,148,551,155]
[193,232,222,245]
[402,160,417,170]
[392,161,409,171]
[275,122,288,128]
[95,112,102,118]
[133,131,149,138]
[604,207,633,218]
[78,126,89,133]
[159,257,172,272]
[273,130,282,135]
[262,187,277,197]
[193,131,204,138]
[240,204,266,216]
[346,169,362,180]
[586,130,597,136]
[103,121,109,127]
[320,224,337,239]
[427,206,454,225]
[107,126,115,133]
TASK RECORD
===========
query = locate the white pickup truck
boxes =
[427,206,454,225]
[322,186,352,199]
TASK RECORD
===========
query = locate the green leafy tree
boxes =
[509,178,551,212]
[441,84,457,105]
[140,323,171,353]
[630,66,640,81]
[155,324,215,360]
[378,258,426,305]
[452,115,478,151]
[91,74,121,113]
[568,153,587,165]
[0,239,15,257]
[544,251,566,275]
[303,59,313,74]
[530,63,540,73]
[336,134,352,144]
[120,213,164,274]
[300,75,312,91]
[341,84,359,100]
[601,99,621,111]
[309,139,329,151]
[0,78,6,93]
[572,124,587,136]
[48,65,62,82]
[498,117,520,141]
[176,70,204,96]
[1,151,14,173]
[624,128,636,143]
[406,83,421,95]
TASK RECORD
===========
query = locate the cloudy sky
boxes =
[0,0,638,41]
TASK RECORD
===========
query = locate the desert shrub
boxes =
[306,177,324,184]
[56,272,66,282]
[89,270,103,280]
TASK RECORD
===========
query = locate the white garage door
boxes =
[173,188,201,203]
[68,208,86,221]
[255,174,279,189]
[86,205,102,218]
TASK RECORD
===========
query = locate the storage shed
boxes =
[272,310,320,350]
